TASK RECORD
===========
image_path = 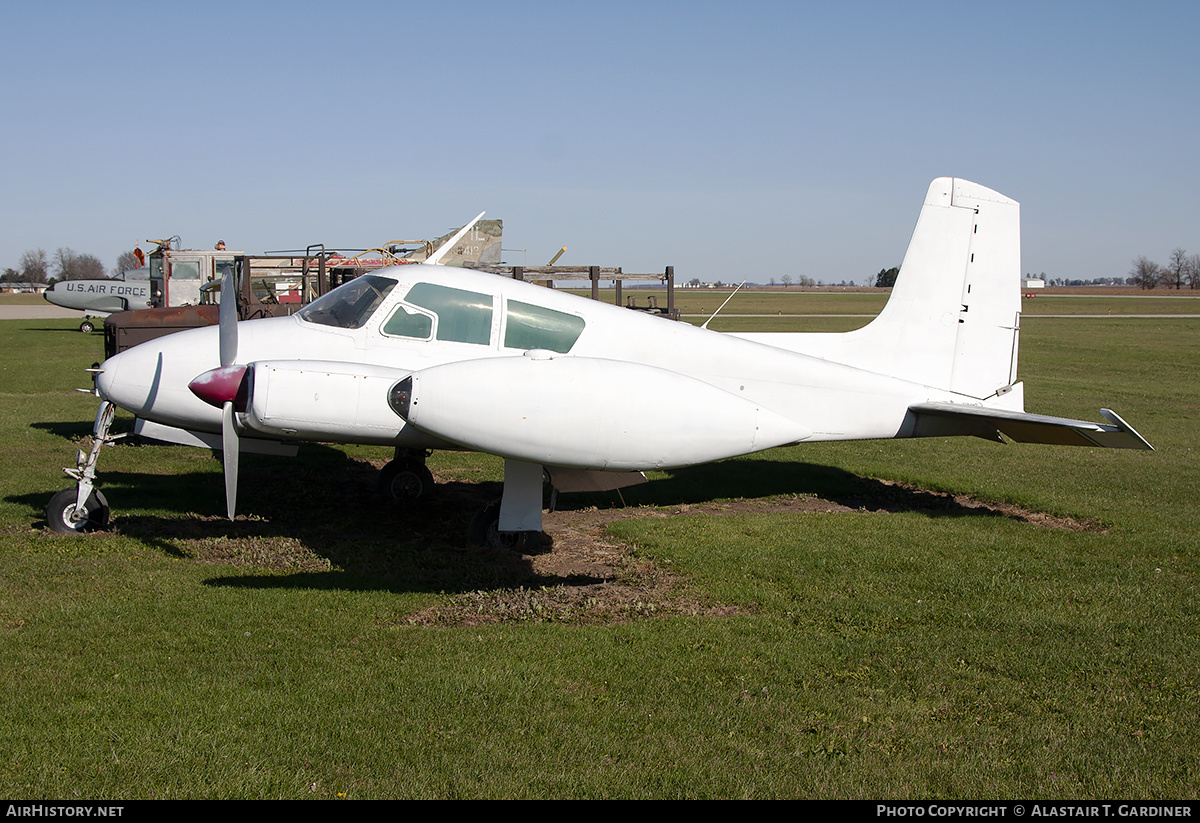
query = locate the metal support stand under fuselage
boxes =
[499,458,544,532]
[467,457,545,552]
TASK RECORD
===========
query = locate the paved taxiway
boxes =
[0,305,86,320]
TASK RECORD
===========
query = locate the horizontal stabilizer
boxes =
[908,403,1154,450]
[545,466,648,494]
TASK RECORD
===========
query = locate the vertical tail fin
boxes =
[410,215,503,266]
[747,178,1022,400]
[853,178,1021,398]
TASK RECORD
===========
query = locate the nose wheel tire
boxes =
[46,488,110,534]
[79,320,95,334]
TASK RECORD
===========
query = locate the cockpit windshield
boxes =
[297,275,397,329]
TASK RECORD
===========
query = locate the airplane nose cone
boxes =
[93,346,171,415]
[188,365,249,410]
[89,325,227,432]
[93,351,126,405]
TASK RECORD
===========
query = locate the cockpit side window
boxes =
[298,275,396,329]
[382,304,434,339]
[404,283,493,345]
[504,300,585,353]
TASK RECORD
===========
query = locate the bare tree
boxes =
[73,253,106,279]
[1164,248,1188,290]
[1187,253,1200,290]
[114,250,143,275]
[53,247,107,280]
[780,274,792,288]
[19,249,49,283]
[1130,256,1163,290]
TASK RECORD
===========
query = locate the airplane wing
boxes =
[907,403,1154,450]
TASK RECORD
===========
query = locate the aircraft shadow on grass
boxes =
[30,420,98,441]
[15,444,1033,595]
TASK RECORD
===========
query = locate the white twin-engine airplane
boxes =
[49,179,1152,547]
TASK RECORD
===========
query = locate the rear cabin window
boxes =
[403,283,493,345]
[503,300,585,353]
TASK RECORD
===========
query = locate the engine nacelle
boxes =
[242,360,429,445]
[397,352,810,470]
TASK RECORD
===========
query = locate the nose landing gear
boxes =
[47,400,120,534]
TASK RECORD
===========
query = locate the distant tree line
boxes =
[772,275,815,288]
[1037,276,1128,287]
[1,247,138,285]
[869,252,1200,291]
[1129,248,1200,290]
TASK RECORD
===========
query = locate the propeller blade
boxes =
[219,262,238,367]
[221,400,239,519]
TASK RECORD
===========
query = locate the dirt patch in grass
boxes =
[403,478,1099,626]
[89,454,1102,627]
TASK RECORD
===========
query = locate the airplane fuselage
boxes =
[45,278,154,317]
[94,263,967,471]
[60,181,1152,540]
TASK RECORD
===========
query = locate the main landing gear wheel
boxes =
[377,460,435,503]
[79,320,95,334]
[467,500,545,554]
[46,488,110,534]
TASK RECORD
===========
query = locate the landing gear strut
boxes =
[47,400,120,534]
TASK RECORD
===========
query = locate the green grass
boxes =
[1020,295,1200,316]
[571,288,888,318]
[0,293,51,306]
[571,287,1200,319]
[1,307,1198,798]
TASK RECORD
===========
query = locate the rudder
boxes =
[826,178,1021,399]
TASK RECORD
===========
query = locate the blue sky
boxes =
[3,1,1197,284]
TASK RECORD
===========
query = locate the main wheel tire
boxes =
[79,320,95,334]
[467,500,544,553]
[377,461,435,503]
[46,488,110,534]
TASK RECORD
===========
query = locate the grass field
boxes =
[571,287,1200,323]
[1,299,1197,799]
[0,293,47,306]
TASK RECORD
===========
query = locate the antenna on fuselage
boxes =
[701,280,747,330]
